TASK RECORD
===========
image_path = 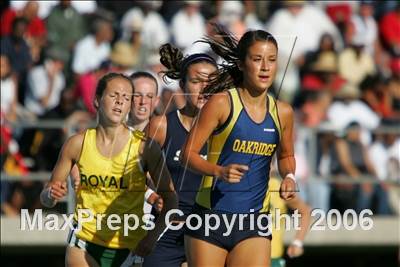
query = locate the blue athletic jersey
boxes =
[196,88,281,213]
[163,110,207,216]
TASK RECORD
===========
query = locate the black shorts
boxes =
[184,204,272,251]
[143,225,186,267]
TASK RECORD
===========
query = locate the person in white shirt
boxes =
[120,3,169,52]
[170,1,205,52]
[327,83,380,134]
[25,48,67,116]
[267,1,342,102]
[351,1,378,56]
[0,54,17,122]
[72,19,113,75]
[368,132,397,214]
[369,132,400,182]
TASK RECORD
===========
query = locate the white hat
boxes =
[220,1,243,15]
[130,15,144,32]
[110,42,136,67]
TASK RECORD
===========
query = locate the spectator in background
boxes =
[303,51,346,93]
[1,1,46,38]
[112,15,150,72]
[9,0,57,19]
[69,0,97,15]
[120,6,143,40]
[20,1,46,63]
[329,121,378,213]
[296,47,345,121]
[327,83,380,132]
[338,33,376,90]
[74,61,111,116]
[216,1,246,39]
[25,48,67,117]
[369,132,400,184]
[302,33,337,77]
[300,90,332,128]
[243,0,264,30]
[267,0,342,102]
[72,18,113,76]
[359,75,400,124]
[46,0,87,67]
[129,16,149,69]
[379,4,400,56]
[0,54,18,123]
[350,0,378,56]
[1,17,32,104]
[170,1,205,52]
[109,42,136,75]
[121,2,169,52]
[1,1,47,63]
[322,1,355,43]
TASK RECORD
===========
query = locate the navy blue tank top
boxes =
[196,89,281,213]
[163,110,207,216]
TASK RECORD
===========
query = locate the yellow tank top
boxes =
[269,177,287,259]
[74,128,147,250]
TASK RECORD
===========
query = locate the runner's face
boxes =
[131,77,158,122]
[241,41,278,93]
[99,77,133,125]
[184,62,217,109]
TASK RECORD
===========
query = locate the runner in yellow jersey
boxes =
[269,177,311,267]
[40,73,178,267]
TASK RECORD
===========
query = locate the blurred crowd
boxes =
[1,0,399,217]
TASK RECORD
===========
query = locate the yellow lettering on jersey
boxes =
[231,140,277,156]
[238,141,247,153]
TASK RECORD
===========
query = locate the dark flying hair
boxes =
[199,23,278,94]
[159,43,217,87]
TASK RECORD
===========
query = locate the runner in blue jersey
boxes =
[181,25,297,267]
[143,44,217,267]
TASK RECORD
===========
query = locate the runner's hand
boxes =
[217,164,248,183]
[49,181,68,201]
[147,192,163,213]
[280,177,296,200]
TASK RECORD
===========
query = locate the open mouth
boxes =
[112,108,122,114]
